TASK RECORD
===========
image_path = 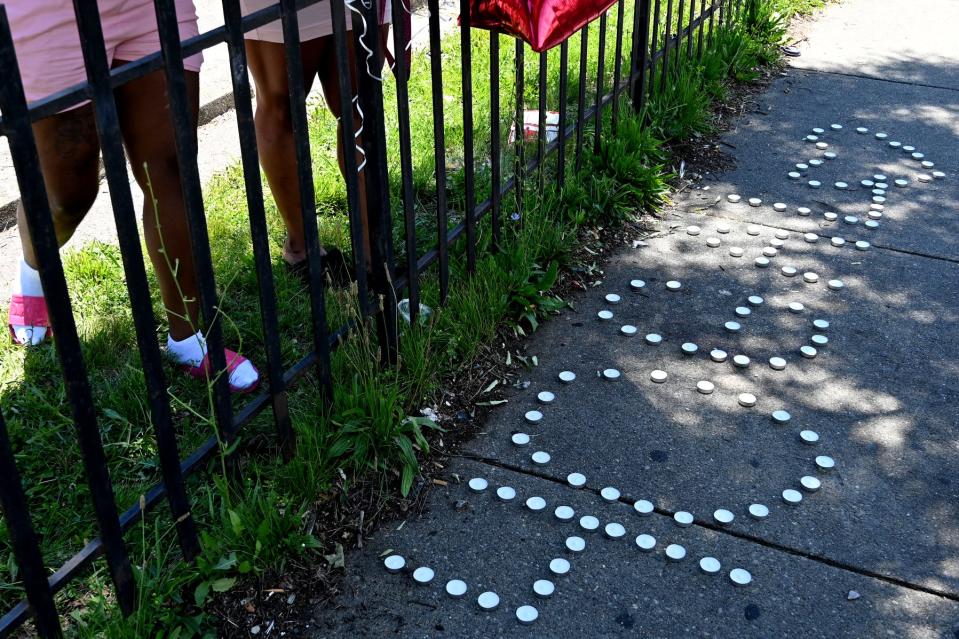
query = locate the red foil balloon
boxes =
[468,0,617,51]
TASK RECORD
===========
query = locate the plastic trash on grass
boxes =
[398,298,432,326]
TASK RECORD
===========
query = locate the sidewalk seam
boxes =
[692,209,959,266]
[791,66,959,93]
[460,453,959,603]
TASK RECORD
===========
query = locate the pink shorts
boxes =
[240,0,391,43]
[6,0,203,106]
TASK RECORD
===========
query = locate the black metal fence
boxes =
[0,0,742,634]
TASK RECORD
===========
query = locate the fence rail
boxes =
[0,0,743,634]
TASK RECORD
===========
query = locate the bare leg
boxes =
[16,104,101,268]
[315,29,388,271]
[113,65,258,390]
[10,105,100,344]
[246,27,388,272]
[113,65,200,341]
[244,38,324,267]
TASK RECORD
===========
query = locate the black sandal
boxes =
[285,247,356,289]
[323,247,355,288]
[284,258,311,282]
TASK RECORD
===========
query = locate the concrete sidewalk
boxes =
[308,0,959,636]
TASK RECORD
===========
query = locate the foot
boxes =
[9,258,49,345]
[282,240,322,281]
[167,330,259,393]
[282,236,309,270]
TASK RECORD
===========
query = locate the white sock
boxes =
[11,258,47,345]
[167,330,259,391]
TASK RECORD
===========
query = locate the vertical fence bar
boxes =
[352,0,399,366]
[626,0,642,98]
[574,26,588,171]
[660,0,673,92]
[631,0,651,113]
[687,0,696,57]
[153,0,237,460]
[611,0,626,133]
[0,5,136,616]
[330,7,369,312]
[220,0,294,458]
[628,0,641,76]
[697,0,707,58]
[72,0,202,550]
[392,0,419,318]
[537,51,547,188]
[718,0,726,28]
[675,0,685,70]
[489,34,502,248]
[460,0,477,273]
[0,412,62,638]
[514,38,524,219]
[708,0,717,46]
[276,0,336,391]
[556,40,569,187]
[427,0,450,303]
[329,0,370,314]
[593,12,607,156]
[649,0,661,94]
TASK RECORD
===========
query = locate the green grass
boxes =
[769,0,829,19]
[0,1,789,635]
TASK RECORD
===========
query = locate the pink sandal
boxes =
[180,349,260,394]
[8,294,52,345]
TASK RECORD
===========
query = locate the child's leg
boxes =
[315,29,392,272]
[10,105,101,345]
[114,66,200,342]
[114,67,257,391]
[244,37,324,267]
